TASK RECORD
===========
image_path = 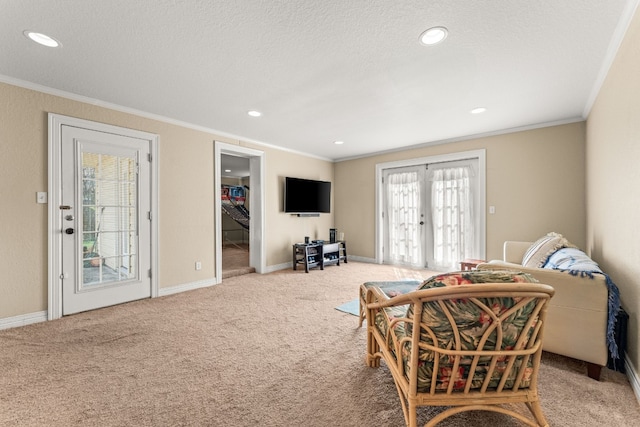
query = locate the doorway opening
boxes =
[214,142,265,282]
[220,154,252,278]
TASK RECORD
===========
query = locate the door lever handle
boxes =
[65,228,74,235]
[60,205,72,210]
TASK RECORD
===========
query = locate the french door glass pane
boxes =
[386,170,422,266]
[82,152,138,287]
[430,166,474,269]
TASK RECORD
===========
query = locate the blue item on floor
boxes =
[335,298,360,316]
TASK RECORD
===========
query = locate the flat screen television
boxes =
[284,177,331,214]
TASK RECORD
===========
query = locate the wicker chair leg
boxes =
[366,354,380,367]
[406,399,418,427]
[527,401,550,427]
[391,379,414,427]
[366,331,380,367]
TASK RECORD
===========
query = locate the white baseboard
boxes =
[158,278,219,297]
[1,279,220,329]
[626,354,640,404]
[0,311,47,330]
[347,255,376,263]
[264,262,294,273]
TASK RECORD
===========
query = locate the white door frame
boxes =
[48,114,159,320]
[214,142,266,280]
[374,149,486,264]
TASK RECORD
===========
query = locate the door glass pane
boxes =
[385,169,423,266]
[82,152,138,287]
[427,159,478,270]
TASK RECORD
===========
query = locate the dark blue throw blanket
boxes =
[543,248,621,360]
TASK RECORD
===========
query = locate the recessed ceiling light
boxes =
[419,26,448,46]
[225,169,231,173]
[470,107,487,114]
[333,140,345,145]
[247,110,262,117]
[23,30,61,48]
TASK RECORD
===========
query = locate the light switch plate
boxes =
[36,192,48,204]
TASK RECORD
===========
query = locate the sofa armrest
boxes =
[477,257,611,368]
[503,241,532,263]
[477,261,608,312]
[478,260,525,270]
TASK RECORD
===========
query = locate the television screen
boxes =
[284,177,331,214]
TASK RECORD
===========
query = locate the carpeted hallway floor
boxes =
[222,243,255,279]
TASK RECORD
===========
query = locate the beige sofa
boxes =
[477,241,609,380]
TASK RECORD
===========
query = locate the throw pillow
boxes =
[521,232,573,268]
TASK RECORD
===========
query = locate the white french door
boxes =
[60,125,151,315]
[425,159,479,270]
[382,158,481,270]
[382,166,426,267]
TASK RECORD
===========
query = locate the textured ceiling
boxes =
[0,0,636,161]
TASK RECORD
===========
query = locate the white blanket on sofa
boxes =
[543,247,621,360]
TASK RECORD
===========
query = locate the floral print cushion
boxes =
[374,270,541,392]
[374,304,408,342]
[364,281,420,346]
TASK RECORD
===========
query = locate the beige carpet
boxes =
[1,262,639,426]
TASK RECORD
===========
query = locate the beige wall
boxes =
[586,6,640,376]
[334,122,587,262]
[0,82,334,319]
[257,147,334,266]
[214,140,334,268]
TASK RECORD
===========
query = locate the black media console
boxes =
[292,241,347,273]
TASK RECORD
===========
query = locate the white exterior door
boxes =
[425,159,480,270]
[382,166,427,267]
[60,125,151,315]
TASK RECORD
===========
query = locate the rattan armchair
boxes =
[364,271,554,427]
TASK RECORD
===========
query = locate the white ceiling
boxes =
[1,0,636,161]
